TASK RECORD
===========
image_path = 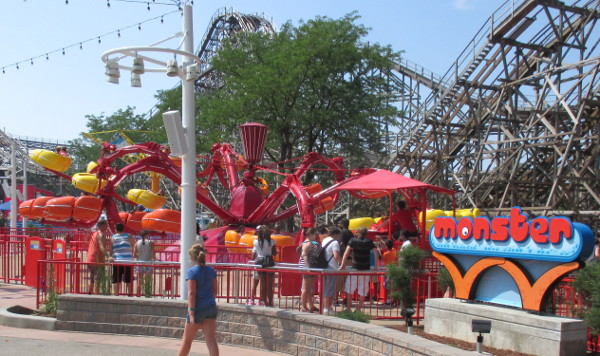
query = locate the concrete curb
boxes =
[0,305,56,331]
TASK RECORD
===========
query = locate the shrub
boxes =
[437,267,454,294]
[336,309,371,323]
[573,262,600,334]
[40,289,58,316]
[399,245,426,273]
[387,246,426,309]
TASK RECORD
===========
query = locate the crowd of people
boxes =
[86,219,156,296]
[82,199,418,356]
[245,199,419,315]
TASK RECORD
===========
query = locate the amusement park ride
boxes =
[17,122,457,248]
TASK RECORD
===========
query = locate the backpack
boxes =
[307,239,334,268]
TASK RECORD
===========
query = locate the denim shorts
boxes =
[323,275,337,298]
[186,304,218,324]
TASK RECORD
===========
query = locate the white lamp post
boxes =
[101,4,199,300]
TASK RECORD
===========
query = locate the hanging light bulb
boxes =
[106,0,110,7]
[98,37,101,44]
[16,64,19,70]
[46,53,49,60]
[147,2,150,10]
[138,23,142,31]
[132,56,145,74]
[105,59,120,78]
[62,48,65,55]
[160,16,164,24]
[80,43,83,50]
[131,72,142,87]
[117,30,121,38]
[2,68,5,74]
[30,59,33,65]
[166,59,179,77]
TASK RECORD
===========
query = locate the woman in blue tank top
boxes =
[178,244,219,356]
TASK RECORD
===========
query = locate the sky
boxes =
[0,0,503,142]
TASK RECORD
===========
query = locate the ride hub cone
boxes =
[240,122,268,164]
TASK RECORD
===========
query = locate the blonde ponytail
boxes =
[188,244,206,267]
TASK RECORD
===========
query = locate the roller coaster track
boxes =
[0,130,63,177]
[385,0,600,222]
[194,7,276,93]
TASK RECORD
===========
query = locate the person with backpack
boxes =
[299,227,319,313]
[322,227,342,315]
[253,225,276,307]
[339,226,378,312]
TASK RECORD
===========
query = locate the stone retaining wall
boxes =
[424,298,587,356]
[56,294,477,356]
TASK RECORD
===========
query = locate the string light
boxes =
[0,10,178,76]
[147,2,151,11]
[107,0,111,7]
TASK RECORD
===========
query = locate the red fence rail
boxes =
[3,230,600,350]
[34,258,442,323]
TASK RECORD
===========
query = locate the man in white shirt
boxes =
[400,231,413,251]
[322,227,342,315]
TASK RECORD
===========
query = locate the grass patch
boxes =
[335,309,372,323]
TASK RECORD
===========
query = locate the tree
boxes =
[156,12,402,169]
[572,262,600,335]
[66,107,169,209]
[68,106,161,172]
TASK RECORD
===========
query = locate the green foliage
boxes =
[437,267,454,292]
[573,262,600,334]
[157,12,402,168]
[40,289,57,316]
[67,106,163,172]
[398,245,426,273]
[387,263,415,307]
[97,267,112,296]
[387,246,426,308]
[335,309,371,323]
[143,274,153,298]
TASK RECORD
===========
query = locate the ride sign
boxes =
[430,207,594,262]
[430,207,595,310]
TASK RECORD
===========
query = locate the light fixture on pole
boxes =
[105,59,120,78]
[131,72,142,87]
[101,4,201,301]
[106,76,119,84]
[132,56,145,74]
[185,63,200,81]
[166,59,179,77]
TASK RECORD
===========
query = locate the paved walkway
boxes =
[0,283,282,355]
